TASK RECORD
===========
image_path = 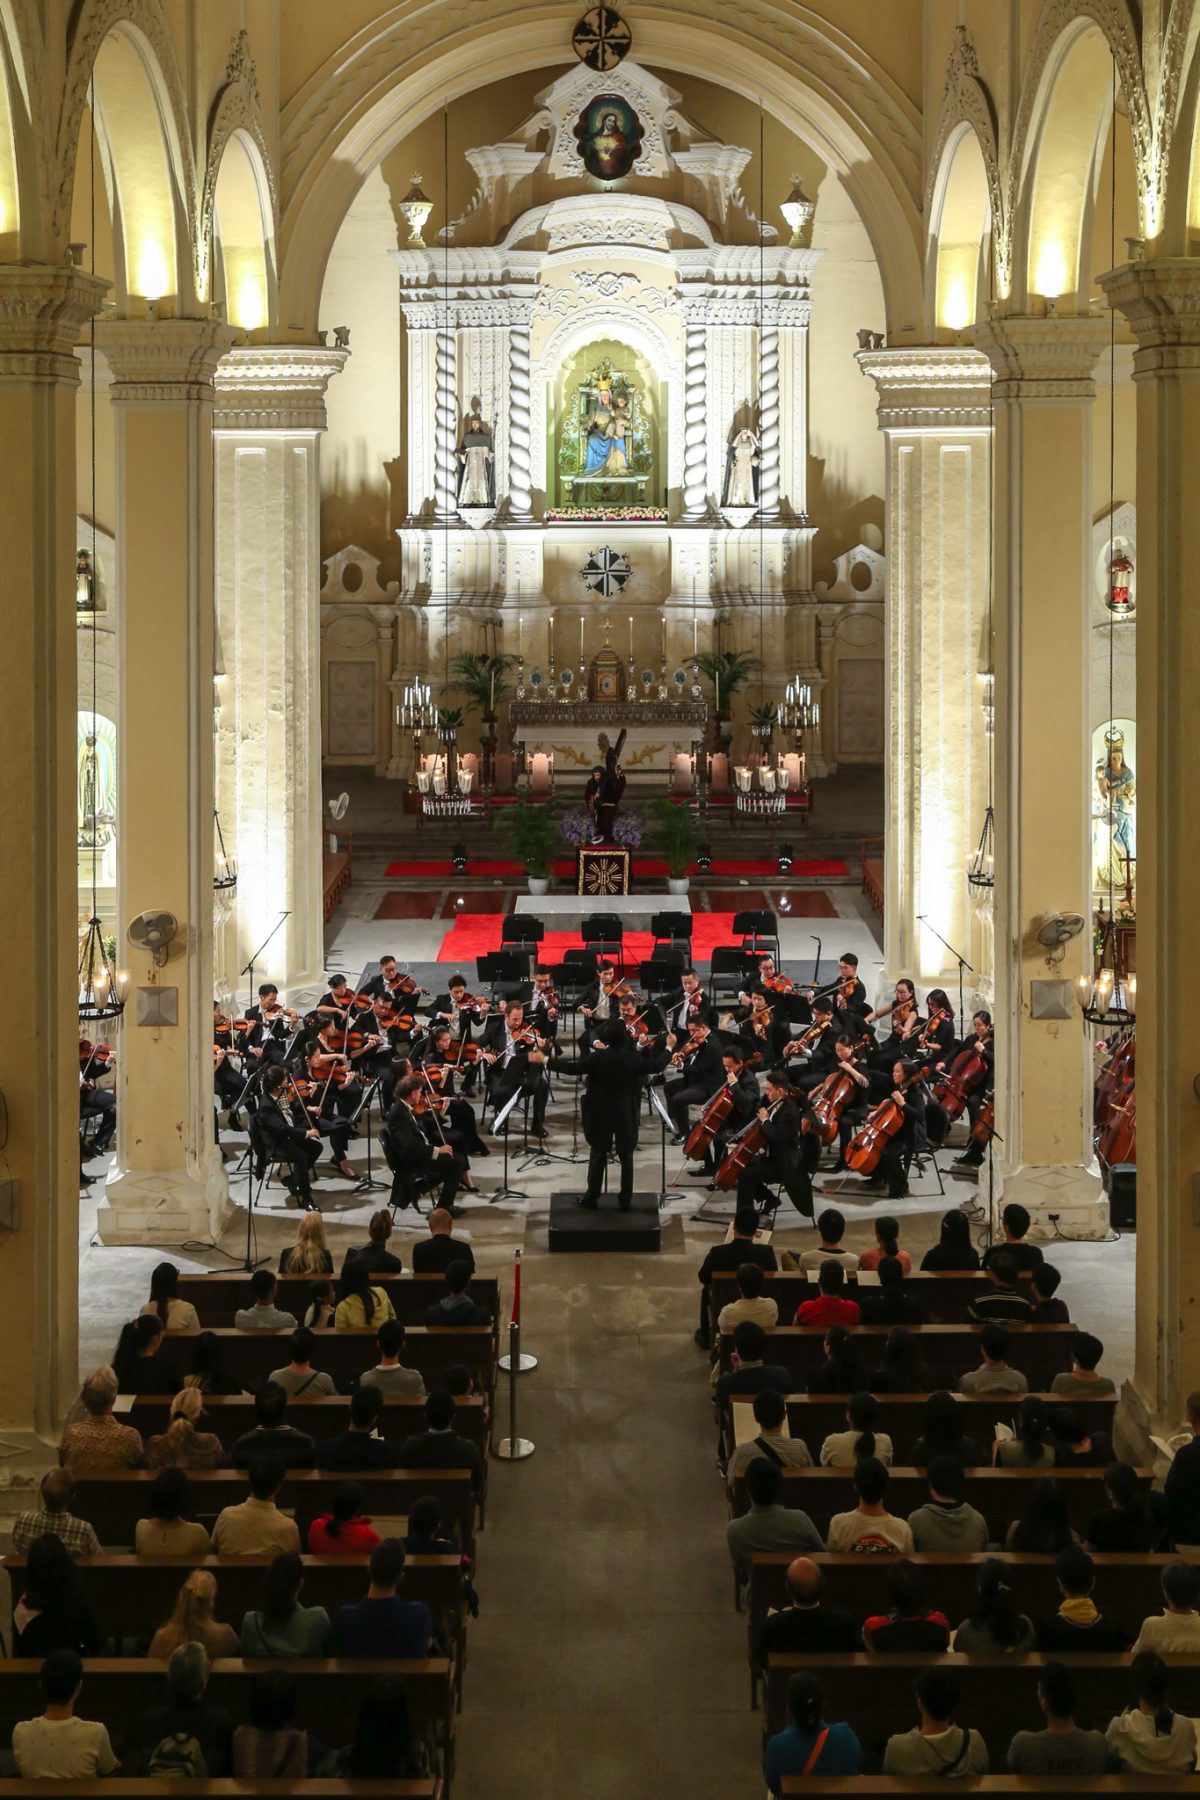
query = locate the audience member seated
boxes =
[695,1207,777,1348]
[144,1387,225,1469]
[279,1210,334,1275]
[862,1561,952,1652]
[334,1258,399,1331]
[1037,1544,1133,1652]
[1106,1650,1198,1774]
[908,1455,988,1551]
[919,1209,980,1272]
[233,1671,310,1781]
[340,1208,404,1276]
[715,1321,792,1410]
[860,1256,924,1326]
[148,1568,239,1660]
[764,1672,863,1794]
[796,1260,861,1328]
[12,1648,118,1780]
[360,1318,427,1395]
[819,1391,892,1467]
[717,1261,779,1332]
[958,1322,1029,1395]
[881,1667,989,1779]
[234,1268,298,1331]
[1165,1388,1200,1548]
[112,1313,181,1396]
[399,1390,484,1493]
[411,1206,477,1277]
[796,1208,860,1274]
[60,1365,143,1474]
[994,1394,1054,1467]
[232,1380,317,1469]
[317,1384,399,1471]
[1007,1660,1112,1776]
[754,1557,859,1664]
[952,1558,1035,1655]
[1087,1462,1160,1553]
[308,1480,382,1557]
[127,1642,233,1777]
[239,1551,333,1657]
[866,1325,929,1395]
[267,1325,337,1397]
[825,1456,914,1554]
[982,1201,1044,1273]
[967,1249,1034,1324]
[300,1278,336,1330]
[726,1390,813,1487]
[1005,1475,1079,1553]
[1051,1405,1112,1468]
[139,1260,200,1332]
[135,1468,212,1558]
[1132,1558,1200,1654]
[423,1259,492,1328]
[12,1536,100,1657]
[1051,1330,1117,1397]
[727,1457,823,1564]
[402,1494,461,1559]
[334,1675,432,1781]
[1031,1262,1070,1322]
[184,1330,247,1395]
[858,1214,911,1273]
[910,1390,982,1469]
[333,1538,433,1656]
[12,1470,101,1558]
[805,1324,865,1397]
[211,1453,301,1556]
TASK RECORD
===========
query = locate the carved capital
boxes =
[96,319,239,404]
[1099,260,1200,376]
[971,318,1109,400]
[857,345,993,430]
[213,345,349,430]
[0,266,109,381]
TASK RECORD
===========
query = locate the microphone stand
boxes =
[915,914,975,1039]
[241,911,291,1018]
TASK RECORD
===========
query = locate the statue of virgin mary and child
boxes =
[582,382,634,478]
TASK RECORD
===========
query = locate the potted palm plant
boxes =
[651,795,699,894]
[449,652,517,742]
[512,801,559,895]
[695,648,761,747]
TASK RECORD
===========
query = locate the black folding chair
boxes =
[476,950,531,1001]
[734,908,780,962]
[709,945,757,1005]
[379,1126,440,1222]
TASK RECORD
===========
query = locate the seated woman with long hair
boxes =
[138,1260,200,1332]
[280,1211,333,1276]
[148,1567,238,1659]
[919,1209,980,1272]
[112,1314,181,1395]
[144,1388,224,1469]
[13,1536,100,1657]
[239,1552,332,1658]
[333,1258,396,1331]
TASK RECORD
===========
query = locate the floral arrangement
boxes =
[544,506,669,523]
[560,805,645,849]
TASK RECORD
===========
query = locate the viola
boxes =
[308,1051,354,1087]
[845,1064,931,1175]
[441,1038,481,1066]
[410,1088,452,1117]
[388,971,429,1000]
[931,1042,989,1122]
[79,1039,116,1078]
[808,1067,860,1145]
[320,1024,347,1054]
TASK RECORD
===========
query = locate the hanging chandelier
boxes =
[213,807,237,894]
[966,803,995,904]
[78,914,126,1023]
[1077,916,1135,1029]
[396,678,435,736]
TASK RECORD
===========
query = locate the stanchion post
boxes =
[495,1318,534,1460]
[498,1244,538,1373]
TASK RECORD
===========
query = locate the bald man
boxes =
[753,1556,859,1664]
[410,1206,476,1277]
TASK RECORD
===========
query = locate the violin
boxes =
[388,971,430,1001]
[714,1095,788,1191]
[807,1066,861,1145]
[308,1049,355,1087]
[79,1038,116,1079]
[763,972,800,996]
[844,1063,932,1174]
[669,1037,705,1068]
[917,1007,953,1050]
[410,1087,452,1117]
[785,1020,826,1058]
[440,1037,481,1065]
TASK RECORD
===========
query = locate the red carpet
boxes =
[436,912,744,964]
[387,855,848,880]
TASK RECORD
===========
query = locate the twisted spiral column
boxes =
[682,320,709,519]
[506,316,534,520]
[757,319,781,520]
[434,312,458,521]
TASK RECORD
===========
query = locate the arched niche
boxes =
[212,129,276,335]
[929,124,992,334]
[549,336,663,511]
[534,305,679,508]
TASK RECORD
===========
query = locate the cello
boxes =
[1094,1031,1134,1131]
[1098,1088,1136,1167]
[807,1066,860,1146]
[844,1064,931,1175]
[683,1054,762,1163]
[713,1094,786,1192]
[930,1038,990,1123]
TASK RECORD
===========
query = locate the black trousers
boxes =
[737,1154,813,1219]
[667,1080,711,1137]
[489,1067,548,1132]
[584,1118,635,1204]
[80,1088,116,1150]
[392,1148,466,1210]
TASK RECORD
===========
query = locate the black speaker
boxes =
[1109,1162,1136,1230]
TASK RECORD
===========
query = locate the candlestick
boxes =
[489,669,495,711]
[628,614,634,661]
[549,616,554,669]
[660,614,666,663]
[517,613,523,659]
[579,614,584,666]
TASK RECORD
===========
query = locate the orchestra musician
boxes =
[783,997,839,1093]
[663,968,718,1037]
[616,993,666,1070]
[480,1000,550,1139]
[573,1020,644,1209]
[385,1073,469,1216]
[831,952,868,1019]
[665,1015,724,1141]
[294,1047,359,1184]
[364,953,407,1002]
[526,968,561,1043]
[310,1016,362,1119]
[872,1058,925,1198]
[949,1011,995,1170]
[256,1064,323,1210]
[212,1002,248,1128]
[746,955,811,1026]
[729,990,788,1064]
[580,961,624,1025]
[826,1036,882,1170]
[79,1039,117,1155]
[919,988,958,1067]
[736,1067,811,1221]
[427,973,487,1094]
[688,1047,761,1177]
[316,972,367,1020]
[244,983,296,1065]
[414,1025,490,1159]
[868,979,923,1070]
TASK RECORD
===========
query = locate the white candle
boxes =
[579,614,585,664]
[628,614,634,661]
[549,617,554,668]
[660,614,666,663]
[517,613,523,659]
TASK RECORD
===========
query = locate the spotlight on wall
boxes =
[452,842,469,875]
[777,841,795,875]
[695,841,712,874]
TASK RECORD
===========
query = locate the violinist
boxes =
[415,1025,489,1158]
[480,1000,549,1140]
[294,1047,359,1183]
[748,955,811,1026]
[311,1017,361,1118]
[79,1039,117,1154]
[385,1074,468,1216]
[730,990,786,1064]
[526,968,561,1043]
[316,972,368,1020]
[212,1002,247,1128]
[866,980,921,1069]
[784,997,838,1093]
[688,1048,762,1177]
[244,983,294,1065]
[663,968,717,1036]
[580,961,623,1024]
[364,954,407,1002]
[347,996,408,1105]
[665,1017,724,1141]
[257,1064,323,1210]
[864,978,918,1032]
[833,953,868,1019]
[617,993,666,1069]
[428,973,487,1094]
[736,1068,810,1221]
[920,988,958,1067]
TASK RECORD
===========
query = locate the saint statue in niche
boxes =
[573,94,643,180]
[77,720,116,849]
[582,381,635,476]
[1091,721,1136,893]
[724,427,761,507]
[456,404,495,506]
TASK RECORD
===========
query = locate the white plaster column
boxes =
[505,301,535,522]
[1100,260,1200,1418]
[0,266,106,1431]
[681,307,710,520]
[95,318,237,1246]
[434,309,458,523]
[212,346,348,1005]
[857,348,992,989]
[757,312,781,521]
[974,317,1108,1234]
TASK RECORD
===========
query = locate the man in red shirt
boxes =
[796,1260,862,1328]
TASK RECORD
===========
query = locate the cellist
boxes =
[949,1011,995,1171]
[873,1058,924,1198]
[735,1067,811,1223]
[687,1048,762,1178]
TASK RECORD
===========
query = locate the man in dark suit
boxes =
[662,968,717,1037]
[385,1074,467,1214]
[735,1068,811,1220]
[754,1557,860,1664]
[255,1065,322,1208]
[480,1001,549,1138]
[695,1204,777,1348]
[411,1208,476,1276]
[398,1391,484,1495]
[686,1047,761,1177]
[316,1385,400,1470]
[579,961,623,1027]
[665,1018,725,1140]
[572,1021,643,1209]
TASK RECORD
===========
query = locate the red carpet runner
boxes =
[436,913,745,964]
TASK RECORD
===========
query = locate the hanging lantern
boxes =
[79,914,126,1023]
[1076,915,1135,1030]
[1106,548,1134,617]
[966,804,996,905]
[213,808,238,895]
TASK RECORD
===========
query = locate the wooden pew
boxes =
[717,1324,1077,1390]
[726,1392,1117,1464]
[126,1393,489,1457]
[175,1273,500,1331]
[762,1654,1200,1760]
[0,1660,453,1775]
[157,1327,496,1396]
[709,1269,1039,1332]
[72,1469,477,1554]
[728,1465,1131,1536]
[0,1786,441,1797]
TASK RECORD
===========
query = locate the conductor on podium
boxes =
[574,1020,643,1209]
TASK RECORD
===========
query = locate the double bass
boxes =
[1098,1089,1136,1167]
[844,1064,931,1175]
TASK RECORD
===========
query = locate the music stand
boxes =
[648,1084,687,1207]
[489,1084,529,1202]
[347,1076,387,1191]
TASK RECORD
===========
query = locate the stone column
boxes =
[856,348,992,988]
[212,346,348,1005]
[681,308,709,520]
[1100,260,1200,1418]
[505,301,535,522]
[757,313,781,520]
[974,317,1108,1233]
[95,319,236,1246]
[0,266,106,1432]
[433,308,458,523]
